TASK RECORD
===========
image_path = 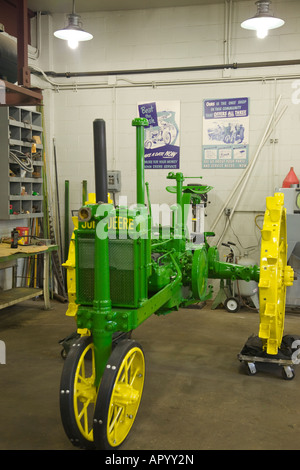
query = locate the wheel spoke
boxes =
[129,366,140,386]
[78,397,92,420]
[108,404,124,435]
[73,343,96,440]
[77,373,93,385]
[119,352,136,384]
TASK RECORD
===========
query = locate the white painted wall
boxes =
[28,0,300,264]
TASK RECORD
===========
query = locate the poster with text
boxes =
[138,101,180,169]
[202,97,249,169]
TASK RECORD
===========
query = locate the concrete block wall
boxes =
[28,0,300,264]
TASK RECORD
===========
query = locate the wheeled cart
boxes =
[238,334,300,380]
[238,352,295,380]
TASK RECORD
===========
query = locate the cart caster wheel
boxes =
[282,366,295,380]
[224,297,240,313]
[246,362,257,376]
[93,339,145,450]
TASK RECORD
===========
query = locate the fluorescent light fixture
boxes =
[54,0,93,49]
[241,1,284,39]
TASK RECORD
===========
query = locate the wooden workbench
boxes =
[0,243,58,310]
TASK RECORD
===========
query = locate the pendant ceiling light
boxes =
[54,0,93,49]
[241,1,284,39]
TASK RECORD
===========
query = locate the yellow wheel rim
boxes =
[107,346,145,447]
[258,193,294,355]
[73,342,97,442]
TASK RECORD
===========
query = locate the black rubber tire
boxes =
[224,297,240,313]
[282,366,295,381]
[59,335,96,449]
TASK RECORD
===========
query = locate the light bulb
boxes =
[241,1,284,39]
[54,11,93,48]
[68,38,78,49]
[256,27,268,39]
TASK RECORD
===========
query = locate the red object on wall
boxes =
[282,167,299,188]
[0,0,33,43]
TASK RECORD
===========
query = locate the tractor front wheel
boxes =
[60,335,97,449]
[93,339,145,450]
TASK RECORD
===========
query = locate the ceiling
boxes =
[27,0,242,14]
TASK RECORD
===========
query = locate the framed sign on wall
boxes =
[138,101,180,170]
[202,97,249,169]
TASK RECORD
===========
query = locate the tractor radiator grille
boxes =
[77,233,95,304]
[109,239,135,307]
[76,235,136,307]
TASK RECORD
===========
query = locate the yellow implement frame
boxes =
[258,193,294,355]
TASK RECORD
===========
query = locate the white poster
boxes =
[202,97,249,169]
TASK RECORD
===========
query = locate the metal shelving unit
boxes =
[0,106,44,220]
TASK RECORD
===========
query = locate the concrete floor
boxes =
[1,297,300,450]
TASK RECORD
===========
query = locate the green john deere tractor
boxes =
[60,117,294,449]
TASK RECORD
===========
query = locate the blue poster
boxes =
[138,101,180,170]
[202,97,249,169]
